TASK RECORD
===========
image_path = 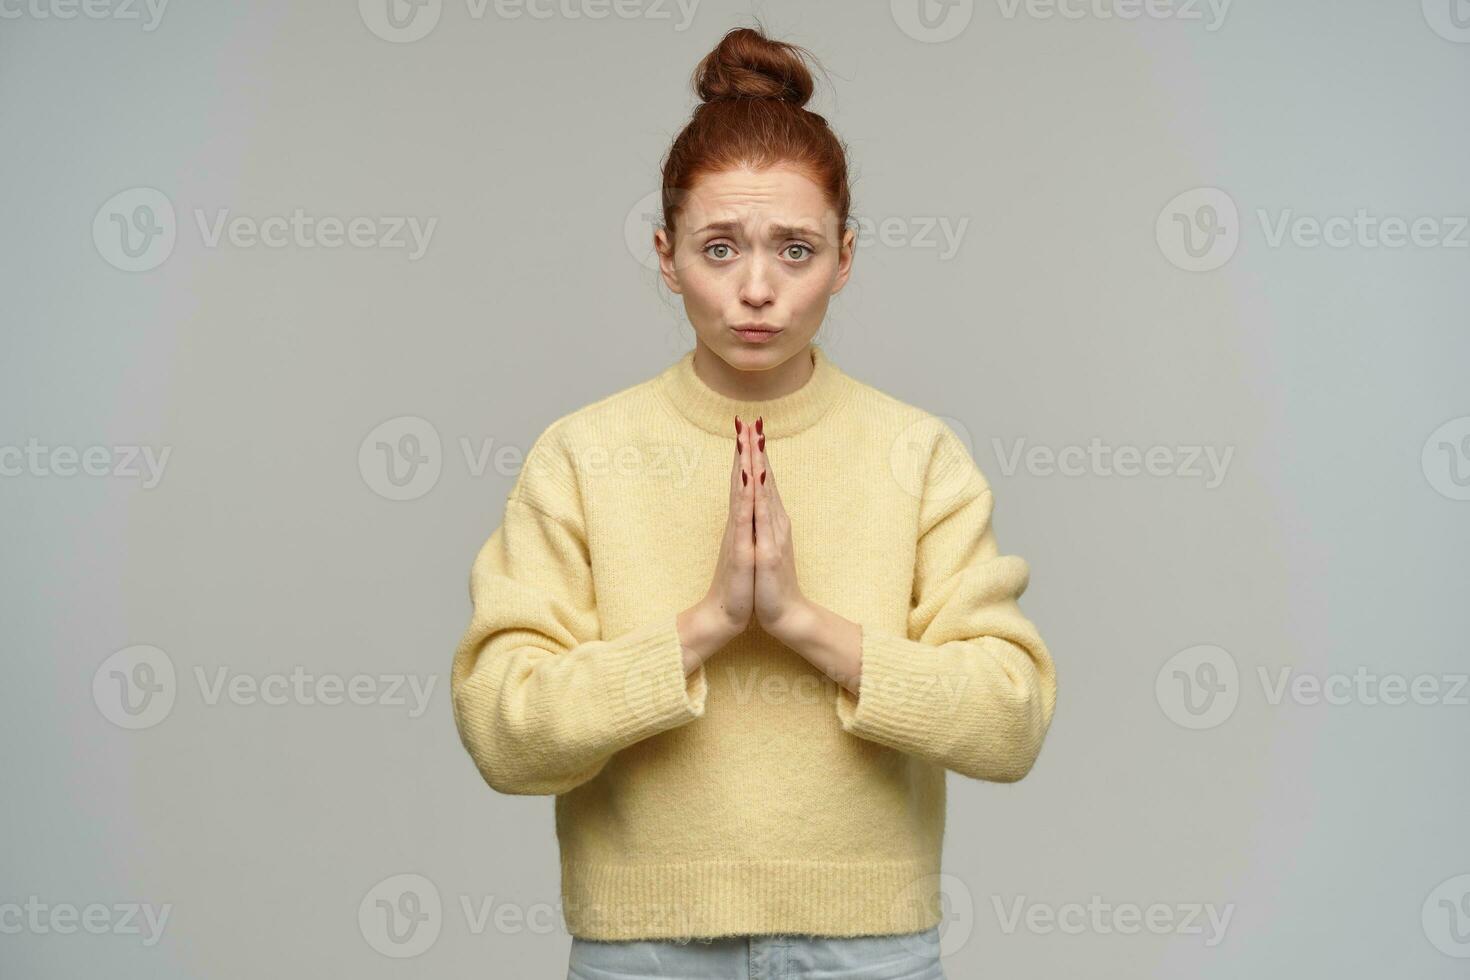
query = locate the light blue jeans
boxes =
[567,925,945,979]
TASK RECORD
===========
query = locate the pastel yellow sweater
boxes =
[449,343,1058,941]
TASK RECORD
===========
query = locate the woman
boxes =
[450,24,1058,980]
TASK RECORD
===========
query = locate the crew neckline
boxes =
[655,343,848,438]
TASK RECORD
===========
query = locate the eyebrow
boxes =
[694,219,827,243]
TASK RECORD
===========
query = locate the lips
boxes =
[731,325,781,343]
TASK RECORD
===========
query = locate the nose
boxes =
[738,252,775,308]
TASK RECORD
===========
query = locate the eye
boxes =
[784,243,814,261]
[703,242,735,261]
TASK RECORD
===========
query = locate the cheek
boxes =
[786,269,835,316]
[678,264,726,312]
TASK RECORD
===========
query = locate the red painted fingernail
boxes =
[758,435,765,452]
[735,417,742,435]
[759,470,766,484]
[742,469,747,485]
[756,417,763,435]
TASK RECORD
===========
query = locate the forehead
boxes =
[678,165,835,236]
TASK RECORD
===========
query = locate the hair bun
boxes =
[693,27,816,107]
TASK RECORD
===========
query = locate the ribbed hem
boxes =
[560,857,943,940]
[654,343,850,438]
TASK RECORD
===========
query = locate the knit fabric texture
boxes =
[450,343,1058,941]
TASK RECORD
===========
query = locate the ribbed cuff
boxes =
[834,628,948,748]
[587,615,708,746]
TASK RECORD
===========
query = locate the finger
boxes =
[740,417,756,534]
[728,433,754,562]
[734,415,746,483]
[741,415,753,496]
[727,421,747,525]
[732,418,753,542]
[755,417,772,491]
[730,417,741,494]
[753,418,771,542]
[757,424,788,524]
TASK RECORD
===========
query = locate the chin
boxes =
[723,344,785,368]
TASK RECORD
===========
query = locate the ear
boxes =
[654,227,683,295]
[830,223,856,295]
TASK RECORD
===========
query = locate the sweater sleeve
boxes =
[450,440,708,797]
[834,421,1057,783]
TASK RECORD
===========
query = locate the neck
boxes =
[691,340,816,402]
[655,338,848,439]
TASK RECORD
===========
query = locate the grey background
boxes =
[3,0,1468,976]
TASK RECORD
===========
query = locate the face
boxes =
[654,165,855,370]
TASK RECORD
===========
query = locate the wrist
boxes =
[768,596,819,651]
[677,599,741,666]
